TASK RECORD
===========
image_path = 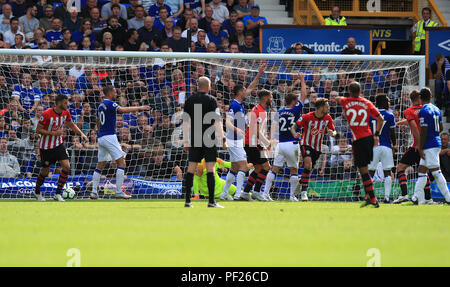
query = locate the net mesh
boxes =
[0,52,421,200]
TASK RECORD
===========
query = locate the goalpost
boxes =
[0,49,425,200]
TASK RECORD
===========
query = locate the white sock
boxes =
[234,170,246,198]
[222,171,236,196]
[413,173,427,203]
[92,168,101,194]
[263,171,275,196]
[432,170,450,202]
[116,167,125,194]
[384,174,392,201]
[289,175,299,197]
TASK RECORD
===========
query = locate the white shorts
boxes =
[368,145,394,170]
[273,141,300,168]
[419,147,441,169]
[226,139,247,162]
[98,134,126,162]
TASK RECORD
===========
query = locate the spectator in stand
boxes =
[45,17,63,49]
[194,29,208,52]
[440,132,450,181]
[123,28,141,51]
[0,4,14,35]
[89,7,107,37]
[79,35,93,50]
[153,114,175,145]
[206,41,217,52]
[138,16,160,46]
[155,86,177,115]
[54,0,69,20]
[12,73,42,114]
[68,92,83,123]
[238,31,259,53]
[101,16,127,46]
[228,20,244,46]
[233,0,251,19]
[153,6,170,31]
[126,0,141,19]
[0,137,20,178]
[3,98,23,129]
[160,17,174,40]
[207,19,227,46]
[412,7,438,55]
[63,6,82,33]
[284,42,314,54]
[0,116,9,137]
[145,144,182,179]
[72,19,96,49]
[209,0,229,23]
[176,7,193,30]
[39,4,54,31]
[328,90,342,119]
[149,0,172,18]
[324,6,346,26]
[431,53,450,109]
[30,104,43,130]
[19,4,39,41]
[128,5,145,30]
[148,67,172,96]
[341,37,362,55]
[330,134,352,166]
[385,70,402,105]
[242,4,267,38]
[111,3,128,29]
[4,17,25,46]
[81,0,98,19]
[10,0,27,18]
[10,34,25,49]
[199,5,213,32]
[101,0,127,20]
[0,76,9,107]
[184,0,204,18]
[222,10,239,36]
[182,17,208,43]
[168,26,188,52]
[165,0,184,18]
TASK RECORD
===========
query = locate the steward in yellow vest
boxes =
[325,6,347,26]
[412,7,438,54]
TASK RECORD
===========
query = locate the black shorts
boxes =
[399,147,420,166]
[300,145,321,168]
[244,145,268,165]
[40,144,69,168]
[352,136,374,168]
[188,147,218,163]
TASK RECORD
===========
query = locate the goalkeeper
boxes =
[193,158,252,199]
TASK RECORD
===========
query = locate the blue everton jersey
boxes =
[97,99,120,138]
[276,100,303,142]
[419,103,442,149]
[11,85,42,110]
[226,99,246,140]
[370,109,395,148]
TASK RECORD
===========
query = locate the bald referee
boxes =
[183,76,227,208]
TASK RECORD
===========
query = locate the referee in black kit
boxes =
[182,76,227,208]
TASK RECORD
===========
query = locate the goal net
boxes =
[0,50,425,201]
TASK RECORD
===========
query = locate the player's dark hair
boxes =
[55,94,68,104]
[233,84,244,96]
[409,89,420,102]
[375,93,389,109]
[258,89,271,100]
[285,93,298,106]
[103,85,115,97]
[315,98,328,109]
[419,87,432,102]
[348,82,361,97]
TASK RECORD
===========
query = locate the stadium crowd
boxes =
[0,0,447,183]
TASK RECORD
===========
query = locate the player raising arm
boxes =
[368,94,396,203]
[34,94,88,202]
[393,90,433,204]
[336,82,384,208]
[412,88,450,205]
[220,63,265,201]
[288,98,336,202]
[90,86,150,200]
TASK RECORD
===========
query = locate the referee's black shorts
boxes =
[352,136,374,168]
[188,147,218,163]
[40,144,69,167]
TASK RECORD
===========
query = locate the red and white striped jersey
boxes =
[38,108,72,150]
[296,112,334,152]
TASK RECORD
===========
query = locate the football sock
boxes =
[183,172,194,203]
[243,171,257,193]
[432,170,450,202]
[300,169,311,193]
[35,173,46,195]
[263,171,275,196]
[424,176,431,200]
[397,170,408,197]
[234,170,246,198]
[222,171,235,197]
[92,168,101,194]
[253,170,268,193]
[56,170,69,195]
[207,172,215,204]
[289,175,299,198]
[413,173,427,203]
[115,167,125,194]
[384,173,392,201]
[361,173,376,203]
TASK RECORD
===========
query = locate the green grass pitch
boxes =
[0,199,449,267]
